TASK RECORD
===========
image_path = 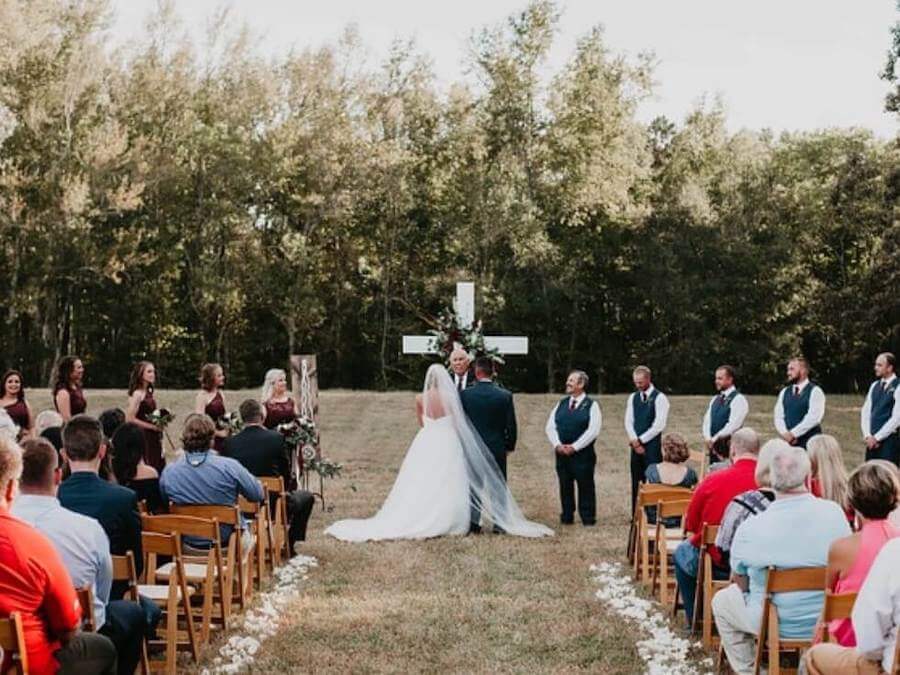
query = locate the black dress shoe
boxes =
[582,521,597,527]
[560,518,574,525]
[492,526,506,535]
[468,524,482,535]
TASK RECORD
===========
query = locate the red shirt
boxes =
[0,506,82,675]
[683,457,758,566]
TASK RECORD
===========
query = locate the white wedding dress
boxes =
[325,365,553,542]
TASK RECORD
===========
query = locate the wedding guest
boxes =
[58,415,143,589]
[774,356,826,449]
[821,461,900,647]
[713,444,850,675]
[808,434,852,522]
[702,365,749,464]
[715,440,778,567]
[0,435,117,675]
[98,408,125,441]
[195,363,228,453]
[261,368,296,429]
[0,408,16,442]
[125,361,164,472]
[36,410,64,453]
[545,370,601,526]
[52,355,87,421]
[225,399,315,551]
[805,538,900,674]
[644,433,697,527]
[0,369,33,438]
[861,352,900,465]
[111,423,162,514]
[449,348,475,392]
[625,365,670,513]
[13,438,146,675]
[674,428,761,627]
[160,414,264,550]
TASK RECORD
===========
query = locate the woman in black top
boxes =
[110,422,164,513]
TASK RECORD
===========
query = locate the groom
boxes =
[460,357,517,534]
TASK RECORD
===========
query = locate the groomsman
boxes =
[861,352,900,464]
[773,357,826,449]
[701,365,749,463]
[545,370,601,526]
[449,347,476,393]
[625,365,669,512]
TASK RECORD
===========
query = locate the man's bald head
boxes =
[450,348,471,375]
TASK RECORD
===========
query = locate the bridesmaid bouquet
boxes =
[277,415,318,451]
[218,411,243,434]
[148,408,174,430]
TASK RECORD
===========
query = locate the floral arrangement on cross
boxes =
[427,308,505,366]
[277,415,344,480]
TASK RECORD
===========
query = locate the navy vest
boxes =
[871,379,899,437]
[782,382,822,445]
[632,389,662,454]
[710,390,739,437]
[555,396,595,455]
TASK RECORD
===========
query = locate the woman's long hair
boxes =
[808,434,850,512]
[199,363,221,392]
[127,361,155,396]
[110,422,147,484]
[51,355,80,393]
[0,370,25,402]
[260,368,286,404]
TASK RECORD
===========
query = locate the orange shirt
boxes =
[0,506,81,675]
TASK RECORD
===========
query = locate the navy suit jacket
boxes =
[460,380,517,459]
[58,471,143,582]
[224,425,291,487]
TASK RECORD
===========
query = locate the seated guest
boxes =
[808,434,853,522]
[805,537,900,674]
[13,438,146,675]
[58,415,143,590]
[111,423,163,513]
[713,443,851,675]
[34,409,63,436]
[644,433,698,526]
[98,408,126,441]
[822,461,900,647]
[715,439,779,567]
[674,427,761,627]
[160,414,264,550]
[707,437,733,474]
[225,399,315,552]
[0,435,117,675]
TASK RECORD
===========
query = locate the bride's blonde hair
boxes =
[260,368,287,404]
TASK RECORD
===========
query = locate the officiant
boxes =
[545,370,601,526]
[449,347,476,392]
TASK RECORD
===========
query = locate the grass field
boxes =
[47,389,867,674]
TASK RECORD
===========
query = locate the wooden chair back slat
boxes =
[655,499,691,519]
[701,524,719,546]
[258,476,285,493]
[170,503,240,526]
[142,530,179,557]
[238,496,261,513]
[636,485,692,508]
[143,514,220,541]
[765,566,827,594]
[821,591,857,623]
[0,612,29,675]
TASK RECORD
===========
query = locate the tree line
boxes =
[0,0,898,394]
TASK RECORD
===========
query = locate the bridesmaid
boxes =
[126,361,165,472]
[261,368,296,429]
[195,363,228,453]
[52,355,87,421]
[0,370,33,439]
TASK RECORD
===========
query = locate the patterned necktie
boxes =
[457,376,463,392]
[794,385,800,397]
[719,393,726,405]
[641,392,647,403]
[569,398,576,412]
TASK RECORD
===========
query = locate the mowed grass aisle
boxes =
[78,388,865,673]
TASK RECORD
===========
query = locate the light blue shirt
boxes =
[731,493,851,639]
[12,493,112,628]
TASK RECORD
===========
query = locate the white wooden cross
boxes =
[402,282,529,356]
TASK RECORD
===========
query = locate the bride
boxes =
[325,364,553,541]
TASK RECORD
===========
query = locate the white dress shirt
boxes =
[860,374,900,441]
[852,537,900,671]
[701,386,749,441]
[545,393,602,452]
[12,493,112,628]
[773,379,826,437]
[624,386,670,444]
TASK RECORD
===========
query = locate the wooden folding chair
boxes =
[0,612,29,675]
[753,566,827,675]
[138,530,200,673]
[631,485,692,583]
[169,504,254,612]
[651,498,691,607]
[259,476,291,564]
[239,495,269,586]
[76,586,97,632]
[112,552,150,675]
[142,514,229,645]
[818,591,857,643]
[691,524,730,651]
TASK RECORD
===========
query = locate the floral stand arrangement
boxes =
[277,415,344,510]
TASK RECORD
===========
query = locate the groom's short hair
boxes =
[474,357,494,377]
[239,399,265,424]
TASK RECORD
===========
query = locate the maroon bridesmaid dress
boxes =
[137,390,164,472]
[264,398,296,429]
[54,385,87,416]
[204,390,227,454]
[4,400,29,433]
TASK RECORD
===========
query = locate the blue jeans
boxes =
[674,540,700,625]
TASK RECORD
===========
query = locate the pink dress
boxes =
[830,519,900,646]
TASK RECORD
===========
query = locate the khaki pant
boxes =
[713,583,759,675]
[805,644,883,675]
